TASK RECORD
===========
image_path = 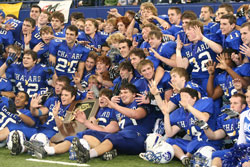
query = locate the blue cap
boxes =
[0,10,5,18]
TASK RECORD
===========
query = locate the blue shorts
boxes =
[166,138,190,153]
[7,123,37,140]
[64,130,110,143]
[104,130,146,155]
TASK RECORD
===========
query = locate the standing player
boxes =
[29,5,41,25]
[176,20,223,90]
[49,25,90,83]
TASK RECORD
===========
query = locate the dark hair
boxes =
[180,88,199,101]
[66,25,78,36]
[6,14,17,20]
[120,83,138,94]
[24,18,36,28]
[62,85,77,98]
[181,11,197,21]
[220,14,236,25]
[70,12,84,20]
[51,11,65,23]
[169,7,181,15]
[219,3,234,14]
[119,39,132,48]
[56,76,71,86]
[23,50,37,61]
[128,48,146,59]
[119,60,134,72]
[99,88,113,99]
[31,4,41,13]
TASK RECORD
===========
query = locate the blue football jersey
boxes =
[6,63,49,97]
[147,41,176,70]
[215,63,250,101]
[217,114,239,142]
[0,28,14,48]
[215,29,242,51]
[134,71,171,99]
[113,100,155,136]
[0,96,20,128]
[78,31,108,50]
[49,39,90,80]
[170,81,207,106]
[170,97,218,143]
[6,19,42,49]
[181,40,218,79]
[0,77,12,91]
[37,42,49,65]
[39,96,69,132]
[95,107,116,127]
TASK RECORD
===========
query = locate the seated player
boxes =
[0,91,38,155]
[71,83,156,163]
[24,88,118,159]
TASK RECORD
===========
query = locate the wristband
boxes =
[38,109,43,116]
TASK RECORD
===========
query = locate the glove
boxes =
[6,52,17,67]
[8,98,18,115]
[194,120,209,130]
[222,108,239,121]
[134,11,142,24]
[44,62,55,75]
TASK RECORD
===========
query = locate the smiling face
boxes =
[30,7,40,21]
[96,61,109,74]
[65,29,78,46]
[85,57,96,72]
[130,54,143,70]
[15,92,28,109]
[168,9,180,25]
[140,64,154,80]
[119,42,130,59]
[120,89,135,105]
[61,90,75,105]
[148,34,162,49]
[240,26,250,45]
[117,21,126,34]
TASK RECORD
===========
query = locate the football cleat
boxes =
[72,137,90,163]
[24,141,46,159]
[11,131,22,155]
[101,149,117,161]
[181,157,190,166]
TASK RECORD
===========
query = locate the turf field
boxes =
[0,147,182,167]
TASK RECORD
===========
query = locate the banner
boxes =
[38,0,72,23]
[0,2,23,19]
